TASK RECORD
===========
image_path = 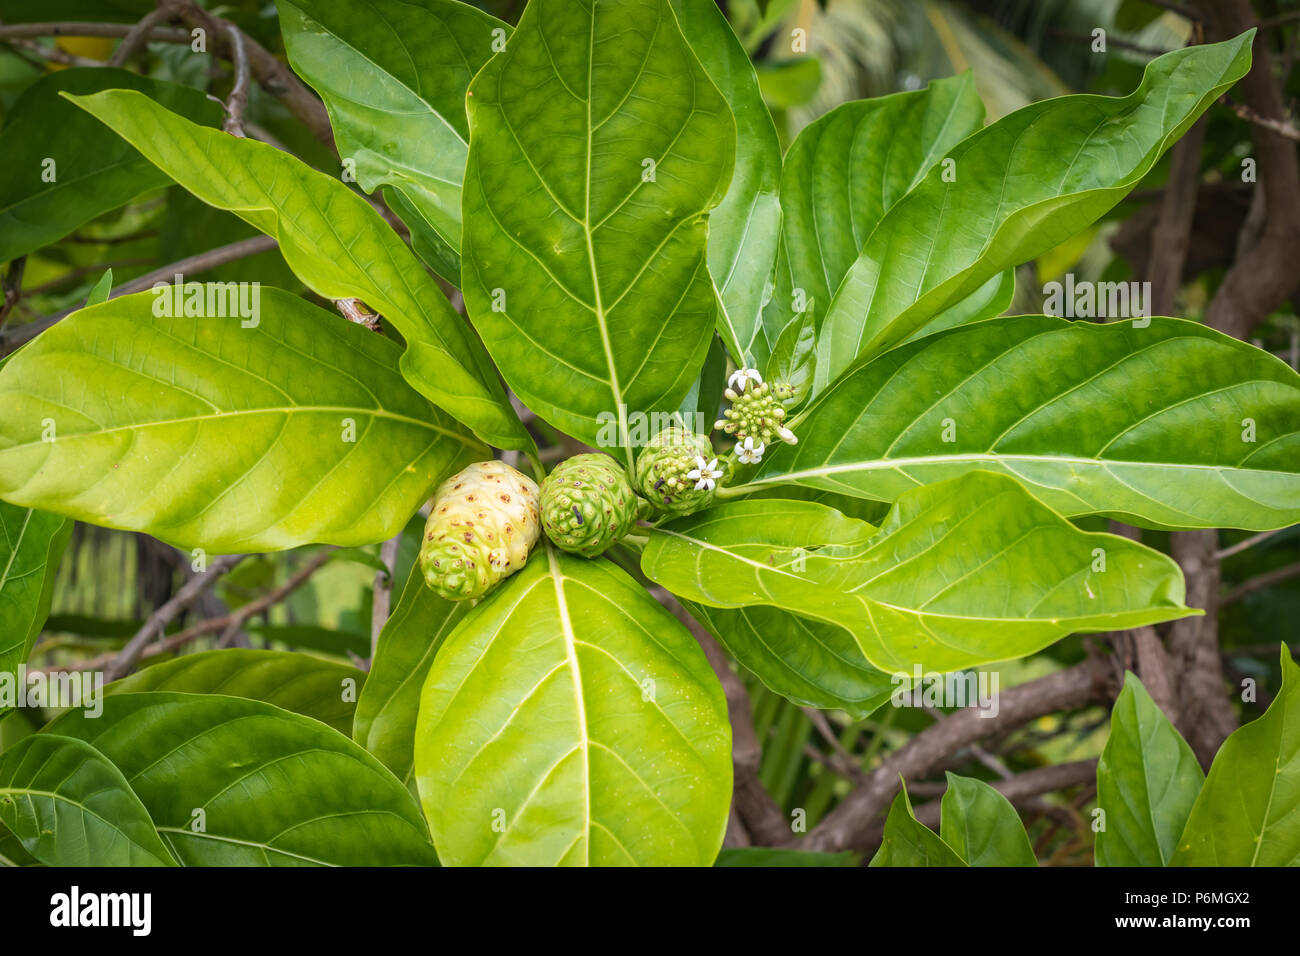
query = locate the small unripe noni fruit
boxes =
[541,453,641,558]
[420,461,540,601]
[634,426,719,517]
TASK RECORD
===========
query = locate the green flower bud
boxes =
[634,426,721,516]
[420,461,540,601]
[771,381,799,402]
[716,378,798,454]
[540,453,641,558]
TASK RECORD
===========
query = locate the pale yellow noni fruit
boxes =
[419,461,541,601]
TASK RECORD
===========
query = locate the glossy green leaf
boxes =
[157,189,301,291]
[1172,647,1300,866]
[460,0,736,458]
[384,186,460,283]
[677,334,728,426]
[276,0,511,283]
[869,785,965,867]
[760,74,984,369]
[0,734,175,867]
[0,709,34,754]
[48,692,438,866]
[669,0,781,363]
[0,289,485,552]
[939,772,1036,866]
[737,483,890,524]
[0,825,36,866]
[355,560,470,784]
[765,306,817,401]
[753,316,1300,531]
[0,719,36,869]
[86,268,113,307]
[0,69,221,262]
[1095,672,1203,866]
[685,601,893,718]
[108,649,364,736]
[644,473,1192,673]
[903,268,1014,344]
[754,57,821,109]
[246,624,370,660]
[817,32,1254,382]
[714,847,859,866]
[0,502,71,713]
[66,89,531,452]
[416,546,731,866]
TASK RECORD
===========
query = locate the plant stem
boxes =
[0,22,190,42]
[713,481,756,500]
[105,553,248,681]
[109,4,180,66]
[1,235,278,354]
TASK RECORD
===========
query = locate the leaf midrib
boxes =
[753,453,1298,486]
[0,509,33,603]
[545,543,590,867]
[652,526,1187,626]
[0,785,168,865]
[582,8,626,455]
[0,403,472,453]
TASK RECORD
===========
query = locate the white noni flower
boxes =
[686,456,724,491]
[728,367,763,392]
[736,436,765,464]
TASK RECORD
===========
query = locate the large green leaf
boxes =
[382,186,460,284]
[869,785,965,867]
[48,692,438,865]
[1095,672,1203,867]
[760,74,984,371]
[0,502,71,710]
[676,334,729,426]
[276,0,511,283]
[750,316,1300,531]
[939,772,1036,867]
[0,289,485,552]
[644,473,1192,673]
[108,649,365,736]
[1172,647,1300,866]
[0,825,36,866]
[460,0,736,458]
[668,0,780,364]
[685,601,893,718]
[65,89,531,452]
[903,268,1014,344]
[246,623,370,660]
[0,69,221,262]
[0,734,175,867]
[355,559,470,784]
[0,709,34,754]
[674,492,893,716]
[817,32,1254,383]
[415,546,731,866]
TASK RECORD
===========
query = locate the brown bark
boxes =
[802,658,1112,853]
[1168,530,1238,765]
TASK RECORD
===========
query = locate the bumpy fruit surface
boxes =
[634,426,718,516]
[420,461,540,601]
[541,453,641,558]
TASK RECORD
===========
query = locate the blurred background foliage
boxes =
[1,0,1297,864]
